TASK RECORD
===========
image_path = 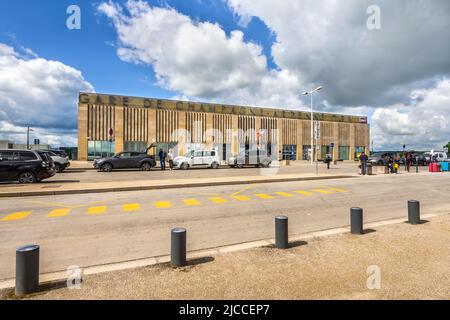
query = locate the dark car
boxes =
[94,150,157,172]
[0,150,56,183]
[228,149,272,168]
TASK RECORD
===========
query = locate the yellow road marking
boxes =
[183,199,201,206]
[232,195,251,201]
[275,192,294,198]
[329,187,348,193]
[2,211,32,221]
[209,197,228,204]
[294,190,314,196]
[154,201,173,209]
[231,185,255,197]
[255,194,275,200]
[312,189,334,195]
[48,208,71,218]
[123,204,141,212]
[87,206,107,215]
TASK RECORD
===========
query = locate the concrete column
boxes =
[365,125,371,155]
[114,106,124,153]
[297,119,303,161]
[277,118,283,161]
[333,122,339,161]
[205,113,214,149]
[231,115,239,155]
[77,104,88,161]
[177,111,186,156]
[349,123,356,161]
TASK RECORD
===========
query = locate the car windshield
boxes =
[184,151,194,157]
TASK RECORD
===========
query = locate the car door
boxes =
[202,151,211,166]
[0,151,17,180]
[130,152,144,168]
[114,152,131,169]
[193,151,203,166]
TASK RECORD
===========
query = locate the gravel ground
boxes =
[2,214,449,300]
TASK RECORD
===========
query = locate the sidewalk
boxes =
[3,213,449,300]
[0,173,355,197]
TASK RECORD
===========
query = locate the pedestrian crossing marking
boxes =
[328,187,348,193]
[1,211,32,221]
[123,203,141,212]
[232,195,251,201]
[183,199,201,206]
[209,197,228,204]
[48,208,71,218]
[255,194,275,200]
[154,201,172,209]
[275,192,294,198]
[294,190,314,196]
[87,206,107,215]
[312,189,334,195]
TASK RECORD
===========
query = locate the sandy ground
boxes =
[3,213,449,300]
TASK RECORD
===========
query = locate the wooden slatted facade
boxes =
[78,93,370,161]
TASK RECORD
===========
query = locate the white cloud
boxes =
[371,79,450,150]
[98,0,306,109]
[0,43,94,146]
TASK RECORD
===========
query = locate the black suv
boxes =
[0,150,56,183]
[94,151,157,172]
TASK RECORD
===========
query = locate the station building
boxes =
[77,92,370,162]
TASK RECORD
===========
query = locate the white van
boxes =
[425,151,448,162]
[173,150,221,170]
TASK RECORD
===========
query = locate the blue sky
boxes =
[0,0,449,149]
[0,0,275,98]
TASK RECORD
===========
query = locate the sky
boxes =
[0,0,449,150]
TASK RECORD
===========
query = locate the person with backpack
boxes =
[359,151,369,175]
[325,152,332,170]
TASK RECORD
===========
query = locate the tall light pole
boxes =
[302,86,323,164]
[26,126,34,150]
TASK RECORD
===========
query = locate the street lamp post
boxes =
[302,86,323,165]
[26,126,34,150]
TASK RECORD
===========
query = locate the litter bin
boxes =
[367,164,373,175]
[441,162,449,172]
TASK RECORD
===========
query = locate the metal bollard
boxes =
[275,216,289,249]
[15,245,40,296]
[171,228,187,267]
[350,207,364,235]
[408,200,421,225]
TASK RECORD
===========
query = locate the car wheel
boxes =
[211,162,219,169]
[101,163,113,172]
[181,163,189,170]
[237,163,244,169]
[141,162,152,171]
[377,160,384,166]
[262,162,270,168]
[18,172,37,184]
[55,163,62,173]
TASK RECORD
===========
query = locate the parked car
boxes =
[410,152,428,166]
[368,152,395,166]
[39,150,70,173]
[94,150,157,172]
[424,151,448,163]
[228,149,272,168]
[0,149,56,183]
[173,150,220,170]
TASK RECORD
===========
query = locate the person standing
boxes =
[359,151,369,175]
[158,148,166,170]
[325,152,332,170]
[406,152,412,172]
[168,148,174,171]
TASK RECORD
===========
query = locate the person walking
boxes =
[168,148,174,171]
[394,154,400,174]
[359,151,369,175]
[406,152,412,172]
[158,148,167,171]
[325,152,332,170]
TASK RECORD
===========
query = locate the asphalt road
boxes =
[0,172,449,280]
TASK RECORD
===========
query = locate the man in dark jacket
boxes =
[360,152,369,175]
[158,148,167,170]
